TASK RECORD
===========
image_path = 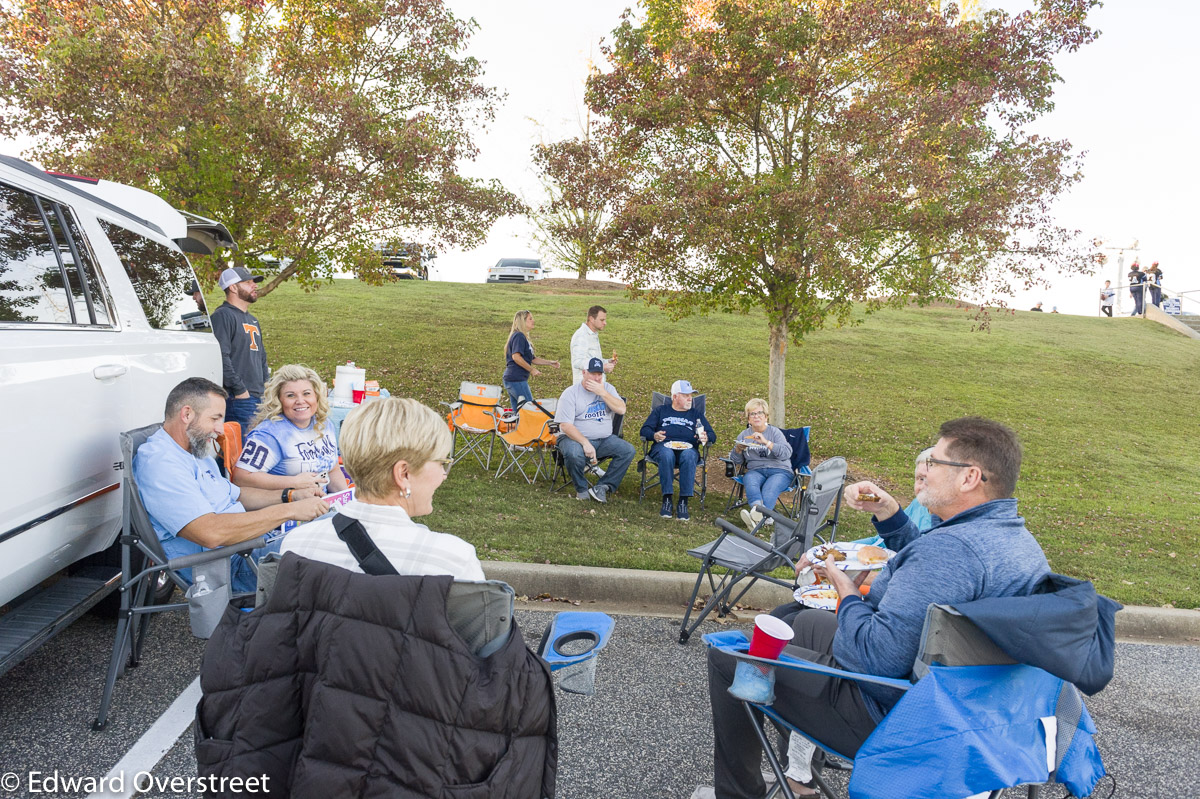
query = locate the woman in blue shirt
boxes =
[234,364,349,495]
[502,310,560,408]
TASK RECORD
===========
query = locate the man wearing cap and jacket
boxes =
[211,266,269,431]
[639,379,716,521]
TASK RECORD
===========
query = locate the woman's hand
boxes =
[294,471,329,493]
[531,368,542,377]
[748,432,769,446]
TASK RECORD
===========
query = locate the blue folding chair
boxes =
[722,426,812,518]
[704,603,1109,799]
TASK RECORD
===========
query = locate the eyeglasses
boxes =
[432,457,455,476]
[922,456,988,482]
[747,411,767,418]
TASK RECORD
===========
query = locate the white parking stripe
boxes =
[88,677,202,799]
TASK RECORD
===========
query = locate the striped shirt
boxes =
[280,500,485,581]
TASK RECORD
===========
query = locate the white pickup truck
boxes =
[0,154,234,675]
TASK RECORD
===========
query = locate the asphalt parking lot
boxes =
[0,606,1196,798]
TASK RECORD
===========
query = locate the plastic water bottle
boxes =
[192,574,212,597]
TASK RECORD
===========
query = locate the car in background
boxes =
[486,257,548,283]
[381,243,433,280]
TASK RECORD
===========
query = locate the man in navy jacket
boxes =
[639,380,716,521]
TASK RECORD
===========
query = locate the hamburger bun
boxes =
[857,545,890,566]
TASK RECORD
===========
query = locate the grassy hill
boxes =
[224,278,1200,609]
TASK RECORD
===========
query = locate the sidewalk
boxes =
[483,561,1200,645]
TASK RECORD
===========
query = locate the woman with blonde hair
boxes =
[730,397,793,530]
[502,309,560,408]
[233,364,349,495]
[281,397,484,579]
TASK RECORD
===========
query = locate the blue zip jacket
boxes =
[834,499,1050,721]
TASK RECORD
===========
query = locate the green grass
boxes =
[220,279,1200,608]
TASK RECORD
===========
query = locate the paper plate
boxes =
[803,542,895,572]
[664,440,693,450]
[794,585,840,611]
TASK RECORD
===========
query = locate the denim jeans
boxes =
[650,443,699,497]
[558,435,637,493]
[743,467,794,512]
[504,380,532,409]
[225,394,261,432]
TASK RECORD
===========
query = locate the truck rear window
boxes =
[101,220,203,331]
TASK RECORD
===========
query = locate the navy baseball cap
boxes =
[586,357,605,373]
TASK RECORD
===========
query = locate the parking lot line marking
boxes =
[88,676,202,799]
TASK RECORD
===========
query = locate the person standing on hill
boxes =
[1099,280,1115,317]
[570,305,616,384]
[1029,302,1044,312]
[211,266,269,431]
[1127,262,1145,316]
[1147,262,1163,307]
[502,310,560,408]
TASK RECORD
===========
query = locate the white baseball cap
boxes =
[671,379,695,395]
[218,266,264,291]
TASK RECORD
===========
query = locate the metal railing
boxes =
[1104,282,1198,318]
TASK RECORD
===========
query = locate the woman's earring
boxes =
[404,488,412,498]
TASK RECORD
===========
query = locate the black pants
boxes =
[1101,305,1113,317]
[1131,287,1144,315]
[707,611,878,799]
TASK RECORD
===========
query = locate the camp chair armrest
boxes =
[725,648,913,692]
[714,518,776,553]
[165,534,270,571]
[750,503,800,534]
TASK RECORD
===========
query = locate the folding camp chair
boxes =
[216,421,243,480]
[442,381,503,471]
[722,427,812,518]
[548,410,626,495]
[93,424,267,731]
[678,456,846,645]
[705,602,1107,799]
[494,398,560,483]
[636,392,710,506]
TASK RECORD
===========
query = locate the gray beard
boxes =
[188,431,218,461]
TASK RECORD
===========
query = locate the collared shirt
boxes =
[133,428,244,560]
[280,499,485,581]
[569,322,603,384]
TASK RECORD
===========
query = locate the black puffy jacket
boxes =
[195,553,557,798]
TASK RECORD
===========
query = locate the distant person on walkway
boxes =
[705,417,1055,799]
[570,305,616,384]
[554,357,635,503]
[640,379,716,522]
[1099,280,1115,317]
[1147,261,1163,307]
[1029,302,1044,312]
[730,398,793,530]
[282,397,485,580]
[211,266,269,431]
[1128,262,1145,316]
[502,310,560,408]
[234,364,349,496]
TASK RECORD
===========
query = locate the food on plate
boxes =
[857,492,880,502]
[665,441,692,450]
[805,589,839,601]
[857,545,890,566]
[812,545,847,562]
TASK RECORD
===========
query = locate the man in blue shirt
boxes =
[639,379,716,521]
[134,377,329,591]
[705,417,1050,799]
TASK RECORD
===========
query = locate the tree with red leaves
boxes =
[586,0,1100,424]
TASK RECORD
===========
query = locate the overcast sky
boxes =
[4,1,1196,316]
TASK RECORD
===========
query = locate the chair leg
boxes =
[93,602,135,731]
[745,703,797,799]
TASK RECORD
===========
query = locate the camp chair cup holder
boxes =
[537,612,615,696]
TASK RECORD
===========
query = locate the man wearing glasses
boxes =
[704,417,1051,799]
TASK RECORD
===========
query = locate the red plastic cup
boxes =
[352,389,365,404]
[747,614,794,659]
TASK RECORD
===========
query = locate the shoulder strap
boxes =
[332,512,399,576]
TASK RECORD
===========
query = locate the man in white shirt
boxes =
[1099,280,1115,317]
[570,305,617,384]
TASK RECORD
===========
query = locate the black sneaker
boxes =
[660,495,674,518]
[676,497,690,521]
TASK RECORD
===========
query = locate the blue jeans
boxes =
[225,394,261,432]
[1130,287,1143,315]
[558,435,636,493]
[743,468,794,512]
[504,380,532,408]
[650,443,699,497]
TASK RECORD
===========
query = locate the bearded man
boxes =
[211,266,269,430]
[134,377,328,591]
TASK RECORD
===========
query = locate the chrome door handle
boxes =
[93,364,128,380]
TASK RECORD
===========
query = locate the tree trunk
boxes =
[767,318,788,427]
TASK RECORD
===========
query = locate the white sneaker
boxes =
[740,508,763,531]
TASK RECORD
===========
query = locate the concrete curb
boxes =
[483,561,1200,645]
